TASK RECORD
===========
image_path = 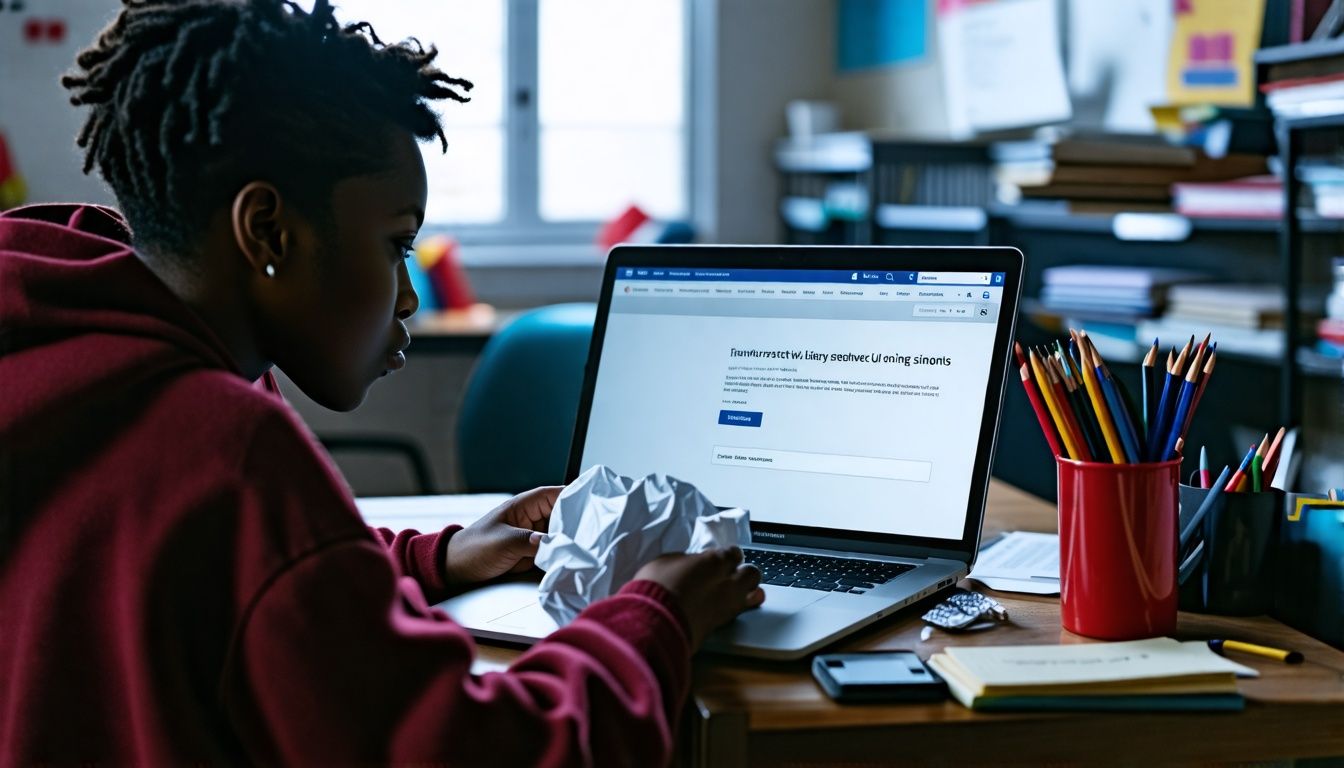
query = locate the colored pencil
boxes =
[1251,454,1263,493]
[1261,426,1287,481]
[1141,338,1159,445]
[1224,444,1258,492]
[1075,331,1126,463]
[1056,341,1104,460]
[1161,343,1205,461]
[1146,349,1178,462]
[1019,362,1063,458]
[1180,343,1217,439]
[1199,446,1211,489]
[1029,349,1085,461]
[1041,350,1092,462]
[1093,344,1141,463]
[1182,464,1233,545]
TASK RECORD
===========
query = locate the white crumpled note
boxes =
[534,465,752,625]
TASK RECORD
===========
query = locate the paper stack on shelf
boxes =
[1320,256,1344,358]
[1138,283,1326,359]
[992,133,1267,214]
[1036,266,1207,361]
[1258,39,1344,120]
[1172,175,1282,218]
[1040,265,1205,320]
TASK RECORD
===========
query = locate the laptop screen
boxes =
[576,264,1010,542]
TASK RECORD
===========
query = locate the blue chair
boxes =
[457,303,596,492]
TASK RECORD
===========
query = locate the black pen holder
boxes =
[1177,484,1281,616]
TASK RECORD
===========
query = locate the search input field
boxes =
[917,272,991,285]
[913,303,976,318]
[712,446,933,483]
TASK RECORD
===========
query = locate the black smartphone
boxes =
[811,651,948,703]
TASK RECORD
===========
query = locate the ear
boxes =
[230,182,292,278]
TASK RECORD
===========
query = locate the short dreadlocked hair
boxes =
[62,0,472,255]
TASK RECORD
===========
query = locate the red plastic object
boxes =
[420,237,475,310]
[596,204,649,252]
[1057,457,1180,640]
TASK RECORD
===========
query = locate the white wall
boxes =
[695,0,835,244]
[0,0,118,205]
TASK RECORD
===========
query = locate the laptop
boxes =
[441,245,1023,659]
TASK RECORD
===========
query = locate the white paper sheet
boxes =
[535,466,751,625]
[968,531,1060,595]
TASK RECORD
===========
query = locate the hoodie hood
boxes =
[0,204,242,447]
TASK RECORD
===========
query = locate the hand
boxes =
[443,486,561,586]
[633,547,764,648]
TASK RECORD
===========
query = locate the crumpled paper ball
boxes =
[535,465,751,625]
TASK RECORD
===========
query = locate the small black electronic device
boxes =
[811,651,949,703]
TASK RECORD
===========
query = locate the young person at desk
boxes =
[0,2,763,764]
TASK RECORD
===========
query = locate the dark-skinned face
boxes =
[257,130,426,411]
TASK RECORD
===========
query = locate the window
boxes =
[325,0,688,243]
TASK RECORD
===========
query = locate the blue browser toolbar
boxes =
[616,267,1006,287]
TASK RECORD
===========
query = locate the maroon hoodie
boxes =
[0,204,691,766]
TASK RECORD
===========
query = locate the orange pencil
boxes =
[1075,332,1125,463]
[1262,426,1288,480]
[1181,345,1217,439]
[1040,349,1089,459]
[1029,349,1086,461]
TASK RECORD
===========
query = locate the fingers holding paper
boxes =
[443,486,562,585]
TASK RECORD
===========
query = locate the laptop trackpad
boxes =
[753,584,829,615]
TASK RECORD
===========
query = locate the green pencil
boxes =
[1251,454,1263,493]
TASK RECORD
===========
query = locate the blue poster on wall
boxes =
[837,0,927,73]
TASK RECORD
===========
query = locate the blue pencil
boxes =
[1160,343,1207,461]
[1145,348,1177,462]
[1096,360,1141,464]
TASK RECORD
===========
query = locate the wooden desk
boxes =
[686,482,1344,766]
[370,483,1344,766]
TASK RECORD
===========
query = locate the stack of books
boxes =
[1038,266,1205,359]
[1138,283,1326,358]
[928,637,1255,712]
[1321,256,1344,358]
[1299,161,1344,218]
[1258,39,1344,120]
[993,134,1267,214]
[1172,176,1282,219]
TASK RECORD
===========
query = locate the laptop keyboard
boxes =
[742,548,915,594]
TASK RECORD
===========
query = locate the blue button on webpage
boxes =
[718,409,763,427]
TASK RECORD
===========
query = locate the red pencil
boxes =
[1019,362,1063,457]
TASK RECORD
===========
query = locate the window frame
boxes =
[421,0,696,255]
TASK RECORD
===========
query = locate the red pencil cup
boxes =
[1057,457,1181,640]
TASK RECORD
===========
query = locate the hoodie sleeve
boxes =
[223,541,691,766]
[366,524,462,605]
[222,407,692,765]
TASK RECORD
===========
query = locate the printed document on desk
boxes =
[969,531,1060,594]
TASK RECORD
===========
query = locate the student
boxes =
[0,1,763,764]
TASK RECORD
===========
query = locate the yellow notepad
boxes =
[928,638,1256,709]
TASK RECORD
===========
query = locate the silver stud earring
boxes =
[264,263,276,278]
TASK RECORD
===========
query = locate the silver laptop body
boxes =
[442,245,1024,660]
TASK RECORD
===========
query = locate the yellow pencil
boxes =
[1029,349,1083,461]
[1075,332,1125,464]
